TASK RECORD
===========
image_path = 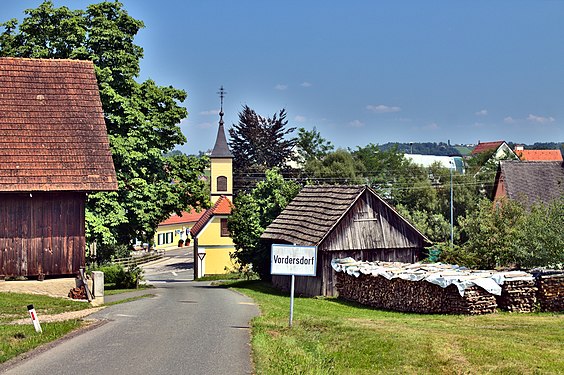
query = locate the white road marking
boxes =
[172,271,178,276]
[115,314,136,317]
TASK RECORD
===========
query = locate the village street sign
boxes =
[271,244,317,328]
[271,244,317,276]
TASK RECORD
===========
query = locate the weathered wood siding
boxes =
[321,192,426,251]
[0,192,85,277]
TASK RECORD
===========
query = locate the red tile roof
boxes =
[471,141,505,155]
[516,150,563,162]
[159,209,205,226]
[190,196,233,237]
[0,57,117,192]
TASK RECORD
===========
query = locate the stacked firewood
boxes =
[496,279,537,313]
[336,272,497,315]
[536,273,564,312]
[68,285,87,300]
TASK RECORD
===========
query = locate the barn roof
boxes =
[261,185,429,246]
[0,57,117,192]
[497,161,564,207]
[190,196,233,237]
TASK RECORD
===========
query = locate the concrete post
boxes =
[91,271,105,306]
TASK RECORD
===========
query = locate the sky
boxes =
[2,1,564,155]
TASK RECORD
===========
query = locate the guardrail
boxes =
[112,251,164,268]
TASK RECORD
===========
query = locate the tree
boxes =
[295,126,334,163]
[1,1,209,248]
[228,169,300,279]
[229,105,296,193]
[303,149,365,185]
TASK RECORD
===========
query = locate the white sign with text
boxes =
[271,244,317,276]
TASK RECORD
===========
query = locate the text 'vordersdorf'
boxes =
[273,255,315,265]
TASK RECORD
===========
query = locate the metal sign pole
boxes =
[289,274,295,327]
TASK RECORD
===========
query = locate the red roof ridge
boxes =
[158,208,206,226]
[190,195,233,237]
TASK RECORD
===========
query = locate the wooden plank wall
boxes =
[0,192,85,277]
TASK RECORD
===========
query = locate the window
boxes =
[158,232,174,245]
[220,218,229,237]
[217,176,227,192]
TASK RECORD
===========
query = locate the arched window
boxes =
[217,176,227,192]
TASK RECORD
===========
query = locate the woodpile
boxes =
[534,272,564,312]
[68,285,87,300]
[331,258,549,315]
[496,279,537,313]
[336,272,497,315]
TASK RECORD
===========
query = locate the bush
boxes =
[92,263,144,289]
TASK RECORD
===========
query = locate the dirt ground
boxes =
[0,277,79,299]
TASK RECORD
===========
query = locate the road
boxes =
[2,248,259,375]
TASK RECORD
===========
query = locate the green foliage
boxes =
[229,106,297,193]
[228,169,300,279]
[93,263,144,289]
[303,148,365,184]
[453,197,564,269]
[295,126,334,163]
[0,1,209,248]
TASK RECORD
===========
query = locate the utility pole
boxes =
[450,160,454,247]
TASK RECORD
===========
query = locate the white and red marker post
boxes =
[27,304,42,333]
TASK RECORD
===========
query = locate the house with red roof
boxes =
[153,209,205,250]
[471,140,518,160]
[514,145,563,162]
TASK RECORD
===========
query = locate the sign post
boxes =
[271,244,317,327]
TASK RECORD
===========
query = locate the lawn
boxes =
[0,292,92,364]
[231,281,564,375]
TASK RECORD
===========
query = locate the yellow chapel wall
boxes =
[197,215,236,274]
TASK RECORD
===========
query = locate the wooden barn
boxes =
[0,57,117,278]
[261,185,431,296]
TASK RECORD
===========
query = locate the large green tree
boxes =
[0,1,209,248]
[295,126,334,164]
[228,168,300,279]
[229,105,296,193]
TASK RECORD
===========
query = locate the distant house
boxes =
[493,161,564,208]
[404,154,465,174]
[0,58,117,278]
[471,140,518,160]
[154,209,204,250]
[261,185,431,296]
[513,145,563,162]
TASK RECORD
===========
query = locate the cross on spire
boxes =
[217,86,226,124]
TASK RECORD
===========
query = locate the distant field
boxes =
[232,281,564,375]
[454,146,473,156]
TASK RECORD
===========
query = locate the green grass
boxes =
[0,292,93,364]
[197,272,257,281]
[231,281,564,375]
[104,283,153,296]
[0,320,84,363]
[0,292,91,323]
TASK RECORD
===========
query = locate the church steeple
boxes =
[210,86,233,203]
[210,86,233,158]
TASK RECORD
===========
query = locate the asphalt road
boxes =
[2,248,259,375]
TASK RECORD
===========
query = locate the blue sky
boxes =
[2,1,563,154]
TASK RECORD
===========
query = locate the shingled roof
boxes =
[0,57,117,192]
[261,185,370,245]
[471,141,505,155]
[516,149,563,162]
[497,161,564,207]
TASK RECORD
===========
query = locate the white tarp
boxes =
[331,258,534,296]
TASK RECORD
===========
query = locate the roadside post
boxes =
[27,304,42,333]
[271,244,317,327]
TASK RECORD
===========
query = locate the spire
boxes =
[211,86,233,158]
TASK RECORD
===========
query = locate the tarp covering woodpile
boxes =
[332,258,538,314]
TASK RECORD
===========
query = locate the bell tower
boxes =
[209,86,233,203]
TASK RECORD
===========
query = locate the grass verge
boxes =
[0,292,93,364]
[0,320,84,363]
[230,281,564,375]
